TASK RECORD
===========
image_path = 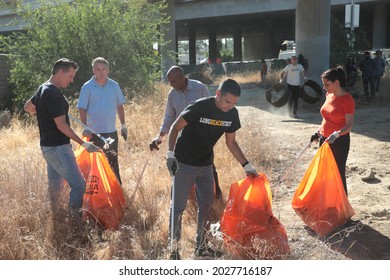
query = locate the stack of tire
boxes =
[265,80,322,107]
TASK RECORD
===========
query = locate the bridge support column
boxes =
[208,27,217,63]
[233,25,242,61]
[372,3,387,49]
[161,0,176,80]
[296,0,330,82]
[189,28,196,64]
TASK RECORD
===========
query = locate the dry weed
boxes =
[1,70,373,260]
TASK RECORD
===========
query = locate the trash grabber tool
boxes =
[279,142,311,184]
[68,113,115,149]
[128,154,150,202]
[170,164,178,257]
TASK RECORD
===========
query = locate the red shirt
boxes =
[320,92,355,138]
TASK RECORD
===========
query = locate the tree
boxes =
[0,0,168,112]
[330,16,370,68]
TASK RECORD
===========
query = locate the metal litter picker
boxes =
[170,163,178,259]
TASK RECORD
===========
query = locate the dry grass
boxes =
[0,71,362,260]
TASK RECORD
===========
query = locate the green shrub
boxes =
[330,16,370,67]
[0,0,168,112]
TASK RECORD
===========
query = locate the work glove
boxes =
[82,141,100,153]
[82,129,93,138]
[326,131,340,144]
[300,77,308,87]
[243,162,259,177]
[149,135,162,151]
[310,131,320,143]
[166,151,178,176]
[120,124,128,141]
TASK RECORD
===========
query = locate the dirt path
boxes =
[234,84,390,260]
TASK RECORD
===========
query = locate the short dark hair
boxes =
[321,66,346,88]
[218,78,241,96]
[52,58,78,75]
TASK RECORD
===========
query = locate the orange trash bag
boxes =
[220,175,290,259]
[292,142,355,237]
[75,145,126,230]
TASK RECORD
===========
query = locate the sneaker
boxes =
[195,246,223,258]
[170,250,180,260]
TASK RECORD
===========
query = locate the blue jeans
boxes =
[169,162,215,248]
[41,144,86,213]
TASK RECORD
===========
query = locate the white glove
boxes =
[120,124,128,141]
[326,131,340,144]
[166,151,178,176]
[243,162,259,177]
[82,129,92,138]
[301,77,308,87]
[82,141,100,153]
[279,79,283,84]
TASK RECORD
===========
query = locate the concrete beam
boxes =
[173,0,381,21]
[174,0,295,20]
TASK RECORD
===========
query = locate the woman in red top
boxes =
[311,67,355,195]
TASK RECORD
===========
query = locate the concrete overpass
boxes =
[160,0,389,79]
[1,0,389,81]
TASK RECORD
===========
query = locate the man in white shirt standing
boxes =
[280,55,306,118]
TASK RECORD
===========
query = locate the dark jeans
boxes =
[374,75,382,92]
[320,133,350,196]
[346,72,357,88]
[91,131,122,185]
[362,75,376,98]
[288,84,301,116]
[212,163,222,199]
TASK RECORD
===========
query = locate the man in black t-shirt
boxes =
[166,79,259,259]
[24,58,99,231]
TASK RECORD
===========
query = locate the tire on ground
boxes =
[300,79,322,104]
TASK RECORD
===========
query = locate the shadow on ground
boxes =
[325,222,390,260]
